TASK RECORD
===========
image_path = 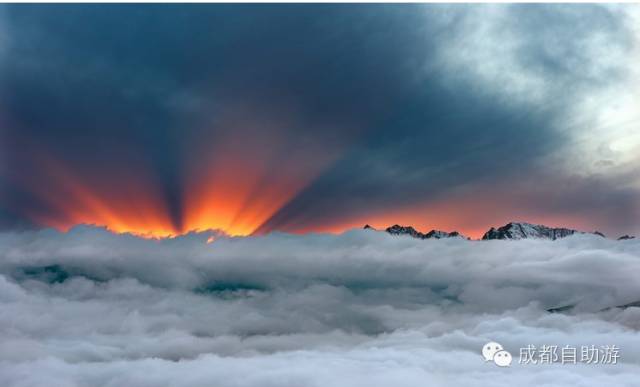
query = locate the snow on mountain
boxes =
[365,222,614,241]
[481,222,605,240]
[385,224,424,238]
[364,224,467,240]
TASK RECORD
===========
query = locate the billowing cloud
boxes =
[1,227,639,385]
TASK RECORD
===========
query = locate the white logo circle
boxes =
[493,350,513,367]
[482,341,503,361]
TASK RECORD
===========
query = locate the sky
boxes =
[0,4,638,239]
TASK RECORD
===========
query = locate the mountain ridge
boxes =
[364,224,467,240]
[365,221,632,241]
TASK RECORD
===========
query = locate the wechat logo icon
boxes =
[482,341,512,367]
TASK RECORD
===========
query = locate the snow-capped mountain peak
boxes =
[364,221,613,241]
[481,222,605,240]
[365,224,467,240]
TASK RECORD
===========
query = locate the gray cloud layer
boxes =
[1,227,639,386]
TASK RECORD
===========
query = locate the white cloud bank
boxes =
[0,226,639,386]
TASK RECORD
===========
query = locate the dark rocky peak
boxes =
[365,224,467,240]
[482,222,603,240]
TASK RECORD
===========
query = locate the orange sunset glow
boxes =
[291,188,602,240]
[14,121,345,238]
[180,121,337,237]
[11,145,610,240]
[9,142,615,240]
[23,158,310,238]
[20,154,179,238]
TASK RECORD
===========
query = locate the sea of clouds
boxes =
[1,226,639,386]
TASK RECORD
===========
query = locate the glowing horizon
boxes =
[0,5,637,239]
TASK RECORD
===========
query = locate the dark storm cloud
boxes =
[256,5,640,234]
[0,4,433,230]
[0,5,194,228]
[0,4,637,234]
[255,80,562,232]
